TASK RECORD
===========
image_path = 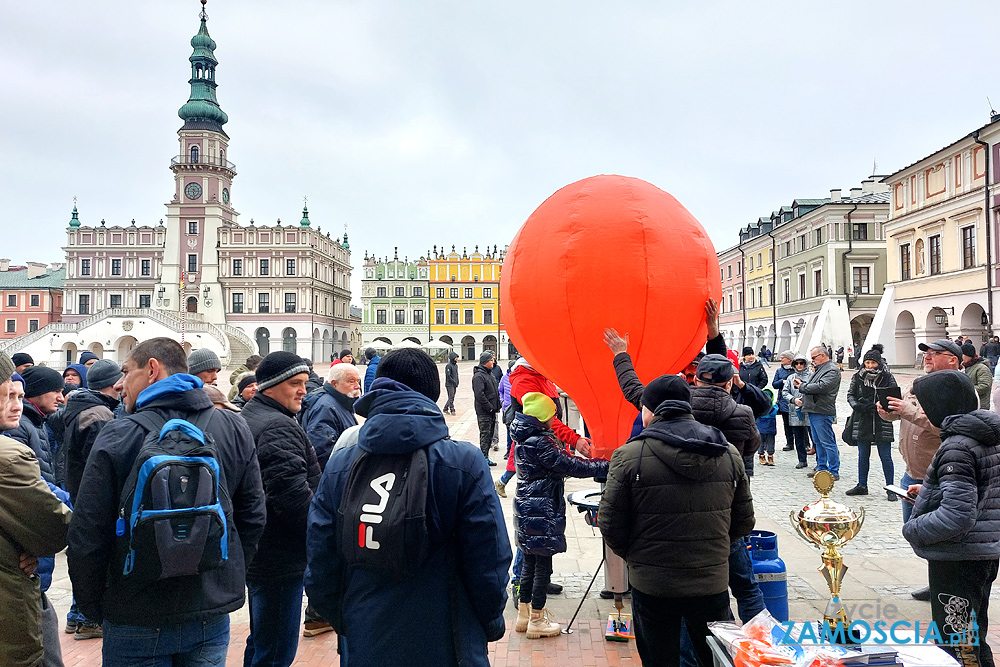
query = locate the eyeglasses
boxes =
[810,354,823,360]
[793,361,807,365]
[924,350,956,359]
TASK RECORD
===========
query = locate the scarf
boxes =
[858,368,882,389]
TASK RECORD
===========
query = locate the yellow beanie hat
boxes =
[521,392,556,422]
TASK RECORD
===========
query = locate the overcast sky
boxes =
[2,1,998,303]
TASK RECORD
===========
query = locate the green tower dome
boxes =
[299,204,311,227]
[68,204,81,229]
[178,1,229,135]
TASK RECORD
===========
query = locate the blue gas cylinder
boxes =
[748,530,788,621]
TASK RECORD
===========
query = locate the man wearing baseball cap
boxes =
[878,338,961,601]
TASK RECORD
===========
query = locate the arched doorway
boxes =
[960,303,988,342]
[925,308,949,341]
[322,329,330,361]
[115,336,137,363]
[88,343,104,360]
[282,327,297,353]
[186,296,198,313]
[461,335,476,361]
[508,341,518,358]
[850,314,874,349]
[255,327,270,356]
[895,311,916,367]
[778,321,792,354]
[62,342,78,368]
[438,335,453,347]
[404,337,422,345]
[373,337,392,347]
[483,335,498,354]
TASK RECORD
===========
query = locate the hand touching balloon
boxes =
[603,329,629,356]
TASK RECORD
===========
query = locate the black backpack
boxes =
[116,409,230,583]
[336,447,431,579]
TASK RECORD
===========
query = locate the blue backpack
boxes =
[115,409,230,582]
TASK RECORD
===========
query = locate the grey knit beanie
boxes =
[188,348,222,375]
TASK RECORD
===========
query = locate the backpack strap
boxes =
[129,407,214,440]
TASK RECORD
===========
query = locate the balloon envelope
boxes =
[501,175,722,459]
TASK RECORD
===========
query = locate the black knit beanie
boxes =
[376,348,441,401]
[21,366,65,398]
[255,351,310,391]
[862,348,882,364]
[641,374,691,410]
[237,373,257,394]
[912,370,978,428]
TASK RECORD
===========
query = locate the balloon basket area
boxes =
[605,613,634,642]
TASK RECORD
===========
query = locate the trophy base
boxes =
[821,598,863,645]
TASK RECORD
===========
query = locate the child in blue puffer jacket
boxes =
[756,388,778,467]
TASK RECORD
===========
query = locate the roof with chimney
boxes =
[0,265,66,289]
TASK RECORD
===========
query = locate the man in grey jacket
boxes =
[794,346,842,479]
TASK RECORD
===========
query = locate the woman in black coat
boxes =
[845,348,898,500]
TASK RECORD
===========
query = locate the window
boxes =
[736,263,741,276]
[30,295,39,307]
[376,309,386,324]
[798,234,807,252]
[783,278,790,303]
[286,259,296,276]
[111,259,122,276]
[929,235,942,275]
[6,295,15,307]
[187,254,198,273]
[141,259,151,276]
[188,221,198,235]
[436,288,445,298]
[814,269,822,296]
[815,229,823,245]
[259,259,269,276]
[28,319,38,332]
[852,267,870,294]
[413,286,423,297]
[258,292,270,313]
[727,266,732,279]
[749,256,754,271]
[757,252,762,268]
[852,223,868,241]
[768,249,773,264]
[435,309,444,324]
[5,320,13,333]
[900,243,912,280]
[78,294,90,315]
[395,286,405,297]
[376,286,387,297]
[464,309,474,324]
[483,309,493,324]
[109,294,122,308]
[231,293,243,313]
[750,289,756,308]
[769,283,775,305]
[139,294,151,308]
[395,309,406,324]
[81,259,91,276]
[465,288,473,298]
[758,286,763,307]
[483,287,492,298]
[284,293,296,313]
[413,310,424,325]
[450,288,459,298]
[727,294,733,312]
[738,291,744,309]
[784,241,791,257]
[232,259,242,276]
[450,309,459,324]
[962,226,975,269]
[798,274,806,300]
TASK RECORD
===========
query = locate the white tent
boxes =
[390,339,422,350]
[423,339,454,350]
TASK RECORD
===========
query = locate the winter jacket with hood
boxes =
[798,360,841,416]
[509,358,581,448]
[689,384,761,457]
[598,400,754,598]
[879,380,941,480]
[67,374,266,626]
[241,392,322,581]
[847,367,897,445]
[305,377,511,667]
[903,409,1000,561]
[511,413,608,556]
[0,434,72,667]
[963,357,993,409]
[363,355,380,393]
[781,356,812,427]
[445,355,459,388]
[63,363,89,389]
[60,389,119,501]
[472,363,501,415]
[499,371,512,409]
[772,365,795,413]
[739,359,768,389]
[301,383,358,469]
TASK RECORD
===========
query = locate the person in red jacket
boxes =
[508,359,592,456]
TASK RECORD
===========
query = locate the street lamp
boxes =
[933,307,954,326]
[793,322,803,335]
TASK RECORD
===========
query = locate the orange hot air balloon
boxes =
[501,175,722,460]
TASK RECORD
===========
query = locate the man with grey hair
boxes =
[793,346,841,479]
[301,363,361,470]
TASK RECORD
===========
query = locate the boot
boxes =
[494,479,506,498]
[515,603,530,632]
[759,453,767,465]
[767,454,775,466]
[527,608,562,638]
[845,485,868,496]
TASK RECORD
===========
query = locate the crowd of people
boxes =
[1,304,999,667]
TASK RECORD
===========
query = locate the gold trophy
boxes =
[790,471,865,636]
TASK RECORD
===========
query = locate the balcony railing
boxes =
[170,155,237,171]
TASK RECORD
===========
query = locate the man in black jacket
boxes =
[443,351,459,414]
[473,351,501,466]
[67,337,266,666]
[240,351,322,667]
[599,375,754,667]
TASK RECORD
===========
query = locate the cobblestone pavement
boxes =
[53,360,999,663]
